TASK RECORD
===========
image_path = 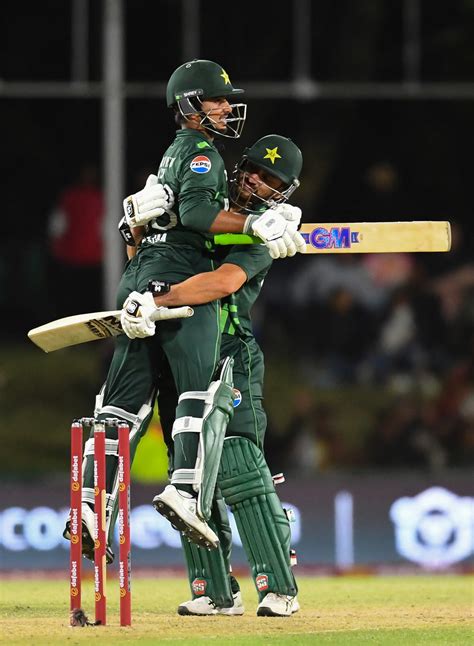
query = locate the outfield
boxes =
[0,575,472,644]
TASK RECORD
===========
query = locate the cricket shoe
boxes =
[63,503,115,564]
[257,593,297,617]
[292,596,300,614]
[217,591,245,616]
[177,596,217,616]
[153,485,219,549]
[177,591,244,616]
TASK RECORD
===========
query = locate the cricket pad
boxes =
[218,436,297,600]
[181,490,235,608]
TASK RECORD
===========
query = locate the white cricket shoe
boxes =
[153,485,219,549]
[177,591,245,616]
[257,593,297,617]
[217,591,245,616]
[178,596,217,616]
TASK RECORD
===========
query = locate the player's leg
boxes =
[178,490,244,615]
[135,247,235,546]
[219,337,298,616]
[156,357,243,615]
[153,348,235,548]
[63,258,160,560]
[63,332,158,561]
[219,436,298,616]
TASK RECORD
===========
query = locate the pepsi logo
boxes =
[190,155,212,174]
[232,389,242,408]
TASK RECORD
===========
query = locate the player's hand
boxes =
[272,203,302,227]
[121,291,159,339]
[123,175,175,228]
[244,209,306,259]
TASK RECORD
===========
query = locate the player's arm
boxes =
[120,264,247,339]
[207,209,247,233]
[124,166,305,258]
[154,263,247,306]
[119,222,145,258]
[181,195,306,259]
[155,245,272,307]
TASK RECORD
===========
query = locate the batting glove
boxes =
[272,203,302,226]
[244,209,306,259]
[121,291,159,339]
[123,175,175,228]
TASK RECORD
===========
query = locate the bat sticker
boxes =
[303,227,361,249]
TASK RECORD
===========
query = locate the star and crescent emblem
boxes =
[263,147,282,164]
[220,69,231,84]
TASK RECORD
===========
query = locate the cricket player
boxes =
[63,60,305,559]
[122,134,303,617]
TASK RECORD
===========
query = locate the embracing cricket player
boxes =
[121,134,303,616]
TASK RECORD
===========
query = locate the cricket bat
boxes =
[27,306,194,353]
[214,221,451,253]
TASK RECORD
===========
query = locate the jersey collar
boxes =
[175,129,217,151]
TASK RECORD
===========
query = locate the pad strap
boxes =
[171,468,201,486]
[84,437,119,456]
[171,416,203,438]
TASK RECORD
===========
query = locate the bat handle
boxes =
[150,306,194,322]
[214,233,260,245]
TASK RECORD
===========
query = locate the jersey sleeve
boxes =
[222,244,273,282]
[178,149,226,232]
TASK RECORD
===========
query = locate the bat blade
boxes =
[27,306,194,353]
[28,310,125,352]
[214,221,451,253]
[298,221,451,253]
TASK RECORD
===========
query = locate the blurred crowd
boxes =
[259,220,474,474]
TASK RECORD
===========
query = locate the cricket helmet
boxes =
[166,59,246,138]
[229,134,303,212]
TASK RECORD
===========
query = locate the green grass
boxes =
[0,575,472,645]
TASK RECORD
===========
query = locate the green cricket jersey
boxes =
[140,129,229,252]
[217,243,272,445]
[219,239,272,340]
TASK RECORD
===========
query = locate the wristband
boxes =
[243,214,257,234]
[147,280,171,296]
[118,216,135,246]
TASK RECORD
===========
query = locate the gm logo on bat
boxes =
[302,227,360,249]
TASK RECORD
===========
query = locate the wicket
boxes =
[69,418,132,627]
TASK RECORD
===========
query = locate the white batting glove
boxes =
[123,175,175,228]
[244,209,306,259]
[273,203,302,226]
[121,291,159,339]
